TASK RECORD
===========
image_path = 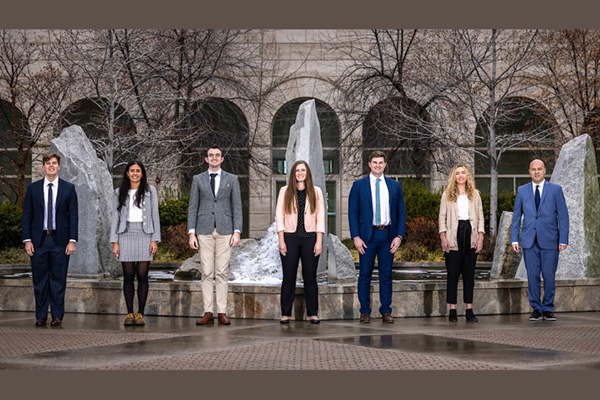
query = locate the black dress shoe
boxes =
[448,309,458,322]
[529,310,542,321]
[280,317,290,324]
[35,319,46,327]
[310,318,320,324]
[50,318,62,327]
[465,309,479,322]
[543,311,557,321]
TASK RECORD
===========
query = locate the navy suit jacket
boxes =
[348,175,406,242]
[22,178,79,247]
[511,181,569,250]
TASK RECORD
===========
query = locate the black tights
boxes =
[122,262,150,315]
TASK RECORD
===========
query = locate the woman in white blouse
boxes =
[110,161,161,326]
[438,164,484,322]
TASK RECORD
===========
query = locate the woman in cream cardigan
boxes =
[275,160,325,324]
[439,164,484,322]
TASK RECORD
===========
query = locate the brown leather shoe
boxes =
[217,313,231,325]
[382,313,394,323]
[196,312,214,325]
[359,312,371,323]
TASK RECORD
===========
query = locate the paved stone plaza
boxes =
[1,310,599,370]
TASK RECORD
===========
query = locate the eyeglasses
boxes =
[207,154,222,158]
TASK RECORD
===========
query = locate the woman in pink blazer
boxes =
[439,164,484,323]
[276,160,325,324]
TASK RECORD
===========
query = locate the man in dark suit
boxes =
[348,150,406,323]
[187,145,243,326]
[512,159,569,322]
[22,153,78,327]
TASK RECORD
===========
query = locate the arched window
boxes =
[475,97,559,193]
[362,97,432,185]
[183,97,250,237]
[0,99,31,204]
[59,98,137,178]
[271,98,340,234]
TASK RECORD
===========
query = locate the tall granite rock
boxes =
[491,211,522,278]
[515,134,600,278]
[50,125,120,276]
[285,99,329,275]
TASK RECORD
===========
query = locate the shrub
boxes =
[401,178,441,221]
[405,216,439,252]
[0,246,29,264]
[0,202,23,249]
[480,191,517,234]
[395,242,429,262]
[158,222,196,262]
[159,194,190,227]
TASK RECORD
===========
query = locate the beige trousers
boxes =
[197,229,232,314]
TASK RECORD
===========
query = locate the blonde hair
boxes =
[444,164,477,202]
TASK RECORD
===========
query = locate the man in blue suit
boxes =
[348,150,406,323]
[511,159,569,322]
[22,153,78,327]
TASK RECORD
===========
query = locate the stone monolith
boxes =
[50,125,120,276]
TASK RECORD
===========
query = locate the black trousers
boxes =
[445,220,477,304]
[31,233,69,320]
[280,234,319,317]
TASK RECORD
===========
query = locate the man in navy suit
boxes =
[511,159,569,322]
[348,150,406,323]
[22,153,78,327]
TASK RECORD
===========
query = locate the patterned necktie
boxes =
[210,173,217,197]
[375,178,381,225]
[47,182,54,230]
[535,185,540,210]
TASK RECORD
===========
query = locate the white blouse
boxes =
[127,189,143,222]
[457,194,469,220]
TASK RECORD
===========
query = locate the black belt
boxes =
[373,225,390,230]
[44,230,56,235]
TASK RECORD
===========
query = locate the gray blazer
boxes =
[110,185,161,243]
[187,170,243,235]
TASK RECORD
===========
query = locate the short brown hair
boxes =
[368,150,386,162]
[42,153,61,165]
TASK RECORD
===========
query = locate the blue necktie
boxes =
[375,178,381,225]
[535,185,540,210]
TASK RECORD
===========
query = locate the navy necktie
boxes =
[47,183,54,230]
[210,173,217,197]
[535,185,540,210]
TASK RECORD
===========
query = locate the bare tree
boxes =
[0,30,72,207]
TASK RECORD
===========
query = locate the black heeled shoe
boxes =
[449,309,458,322]
[280,317,290,324]
[465,309,479,322]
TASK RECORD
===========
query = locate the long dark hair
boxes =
[283,160,317,215]
[117,161,149,212]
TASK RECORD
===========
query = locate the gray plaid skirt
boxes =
[118,222,153,262]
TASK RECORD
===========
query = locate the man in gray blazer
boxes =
[187,146,243,325]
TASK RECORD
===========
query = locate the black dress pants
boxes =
[445,220,477,304]
[280,234,319,317]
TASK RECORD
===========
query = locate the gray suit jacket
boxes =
[110,185,161,243]
[187,170,243,235]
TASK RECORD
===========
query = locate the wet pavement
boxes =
[1,310,599,370]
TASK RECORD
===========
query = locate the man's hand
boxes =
[559,244,567,252]
[65,242,76,256]
[512,243,520,253]
[189,233,199,250]
[353,237,367,255]
[389,237,401,253]
[25,241,34,257]
[230,231,241,247]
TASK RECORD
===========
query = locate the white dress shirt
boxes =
[43,177,59,230]
[369,173,390,226]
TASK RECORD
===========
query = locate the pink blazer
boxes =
[276,185,325,233]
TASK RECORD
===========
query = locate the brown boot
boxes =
[217,313,231,325]
[196,312,214,325]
